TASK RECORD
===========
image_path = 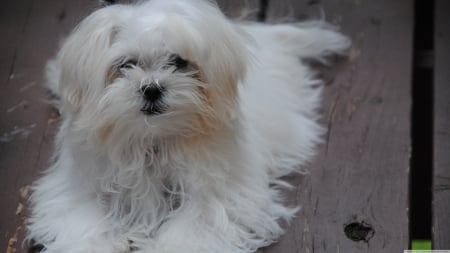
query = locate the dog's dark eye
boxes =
[119,59,138,69]
[168,54,188,70]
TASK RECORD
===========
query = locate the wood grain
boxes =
[262,0,413,252]
[433,0,450,249]
[0,1,94,252]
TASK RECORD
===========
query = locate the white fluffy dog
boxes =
[26,0,350,252]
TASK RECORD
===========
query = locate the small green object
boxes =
[411,240,432,250]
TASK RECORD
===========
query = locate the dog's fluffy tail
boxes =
[239,21,350,178]
[242,21,351,63]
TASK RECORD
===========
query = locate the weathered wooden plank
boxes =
[262,1,413,252]
[433,0,450,249]
[0,0,33,82]
[0,1,41,251]
[0,1,94,252]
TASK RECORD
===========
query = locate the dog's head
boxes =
[55,0,248,144]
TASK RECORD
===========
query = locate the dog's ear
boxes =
[165,5,249,124]
[55,7,122,113]
[196,19,248,124]
[201,28,247,121]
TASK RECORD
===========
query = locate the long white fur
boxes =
[26,0,350,252]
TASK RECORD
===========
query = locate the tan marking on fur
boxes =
[181,117,220,147]
[98,124,115,142]
[105,66,120,86]
[195,68,239,126]
[222,77,238,120]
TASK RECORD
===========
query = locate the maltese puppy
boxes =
[26,0,350,252]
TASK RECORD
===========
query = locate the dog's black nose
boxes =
[140,83,166,115]
[141,84,163,102]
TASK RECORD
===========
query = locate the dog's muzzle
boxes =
[140,82,166,115]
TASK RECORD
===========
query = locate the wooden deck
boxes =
[0,0,448,252]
